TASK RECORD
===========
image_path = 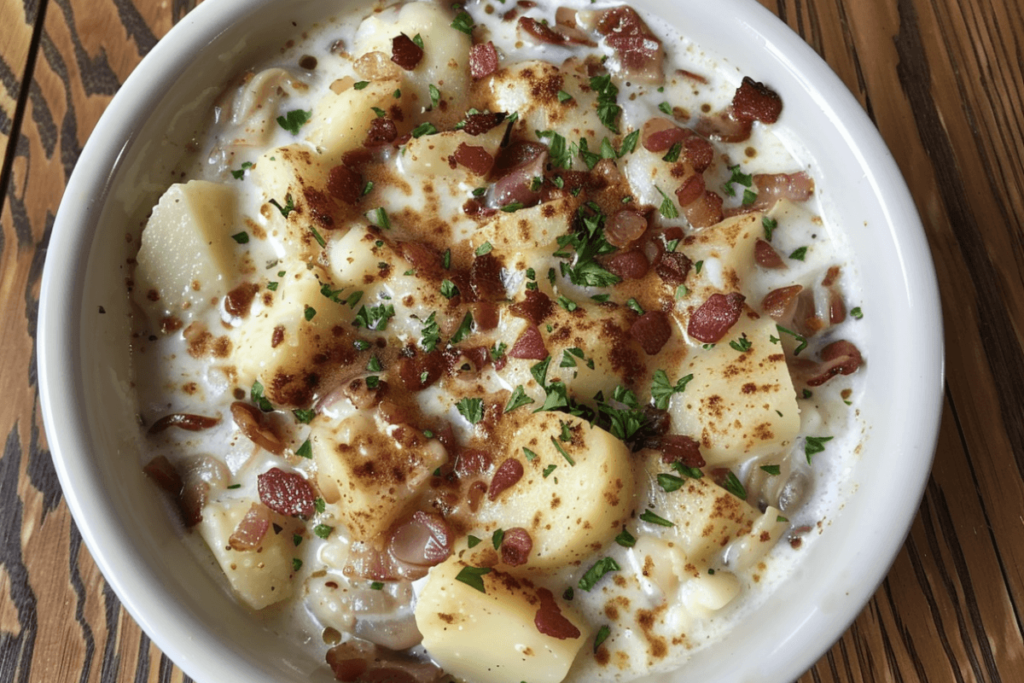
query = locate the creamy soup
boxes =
[129,1,866,681]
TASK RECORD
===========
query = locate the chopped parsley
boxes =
[230,161,253,179]
[366,356,383,372]
[542,464,557,478]
[557,296,578,312]
[455,565,491,593]
[292,558,303,571]
[450,311,474,344]
[501,201,524,213]
[522,447,538,461]
[851,306,864,319]
[450,10,475,34]
[490,342,507,361]
[292,408,315,424]
[537,130,571,169]
[467,535,482,548]
[804,435,833,463]
[742,188,758,205]
[370,581,384,590]
[353,80,370,90]
[269,193,294,218]
[251,379,273,412]
[413,33,425,49]
[655,185,679,219]
[295,438,313,459]
[304,305,316,321]
[626,298,644,315]
[639,509,674,527]
[657,473,686,492]
[555,203,621,288]
[371,207,391,230]
[475,241,493,256]
[763,215,778,240]
[594,625,611,652]
[551,436,576,466]
[276,109,311,135]
[760,464,781,475]
[722,471,747,499]
[353,302,396,331]
[662,141,682,163]
[776,324,808,355]
[420,312,440,352]
[313,524,333,540]
[231,232,249,244]
[618,129,640,157]
[314,497,326,514]
[371,106,386,118]
[670,461,703,480]
[440,279,460,299]
[722,164,753,197]
[789,246,808,261]
[456,397,485,424]
[729,333,752,352]
[557,89,573,103]
[411,122,438,138]
[614,527,636,547]
[578,557,620,591]
[589,74,621,133]
[658,101,672,115]
[504,385,535,413]
[309,226,326,248]
[597,386,647,442]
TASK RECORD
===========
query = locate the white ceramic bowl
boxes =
[38,0,944,681]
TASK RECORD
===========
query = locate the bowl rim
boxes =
[37,0,944,681]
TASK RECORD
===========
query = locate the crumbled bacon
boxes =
[630,310,672,355]
[534,587,581,639]
[456,449,492,477]
[688,292,745,343]
[228,502,271,551]
[509,289,554,325]
[806,340,863,386]
[390,33,424,70]
[143,455,182,495]
[469,41,500,79]
[675,173,705,207]
[257,467,315,518]
[363,117,398,148]
[148,413,220,434]
[491,142,547,208]
[754,239,787,269]
[761,285,803,321]
[470,252,505,301]
[508,325,548,359]
[683,190,724,228]
[642,118,685,152]
[604,209,647,247]
[488,458,525,500]
[452,143,495,176]
[605,250,649,280]
[657,434,705,468]
[501,528,533,566]
[388,511,452,567]
[594,6,664,84]
[732,76,783,123]
[655,251,691,286]
[517,16,594,45]
[463,112,506,136]
[231,401,286,455]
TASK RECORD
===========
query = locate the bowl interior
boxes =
[38,0,944,681]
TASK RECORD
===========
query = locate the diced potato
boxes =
[487,60,605,143]
[679,571,742,618]
[679,212,761,302]
[644,457,787,568]
[305,79,416,167]
[353,2,472,113]
[328,223,399,289]
[197,499,302,610]
[471,196,578,253]
[309,413,448,541]
[467,412,635,570]
[399,125,506,180]
[229,68,305,148]
[415,557,589,683]
[668,313,800,464]
[232,264,356,407]
[134,180,240,322]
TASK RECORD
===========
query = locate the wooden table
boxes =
[1,0,1021,680]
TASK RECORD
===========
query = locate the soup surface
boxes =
[130,1,866,681]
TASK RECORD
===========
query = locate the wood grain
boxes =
[1,0,1022,681]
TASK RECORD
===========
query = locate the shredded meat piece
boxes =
[688,293,745,343]
[390,33,424,70]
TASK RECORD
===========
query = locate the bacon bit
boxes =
[508,325,549,359]
[605,209,647,247]
[517,16,594,45]
[326,641,375,682]
[464,112,506,136]
[456,449,492,477]
[228,503,271,551]
[724,172,816,216]
[683,190,724,228]
[470,252,505,302]
[143,455,183,495]
[257,467,315,518]
[683,134,714,173]
[328,165,363,204]
[509,289,555,325]
[630,310,672,355]
[605,250,649,280]
[806,340,863,386]
[694,113,752,144]
[230,401,286,455]
[710,467,733,489]
[534,587,581,639]
[656,252,692,288]
[224,282,258,318]
[463,199,496,217]
[754,239,787,269]
[761,285,803,320]
[395,240,443,278]
[492,142,547,208]
[148,413,220,435]
[341,377,385,410]
[488,458,525,500]
[676,68,708,84]
[453,143,495,176]
[829,289,847,325]
[390,33,423,70]
[688,292,745,343]
[657,434,706,467]
[363,117,398,148]
[641,118,684,152]
[501,528,533,567]
[595,6,664,85]
[675,173,705,206]
[179,479,209,527]
[732,76,783,124]
[822,265,841,287]
[467,480,488,513]
[469,41,500,79]
[474,301,501,331]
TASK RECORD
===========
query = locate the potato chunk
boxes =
[644,457,787,568]
[471,196,579,253]
[468,412,635,570]
[415,557,589,683]
[309,413,447,541]
[197,499,302,610]
[134,180,240,322]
